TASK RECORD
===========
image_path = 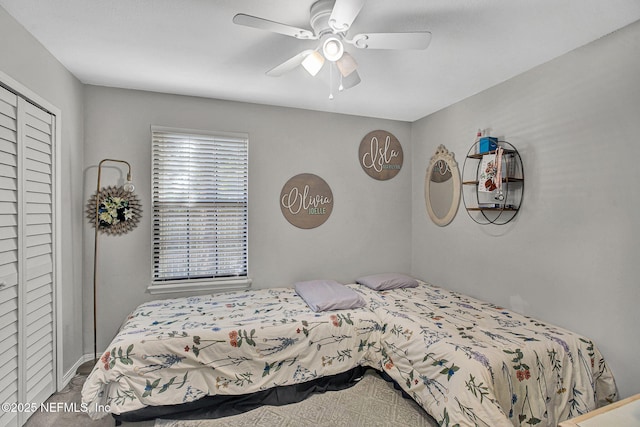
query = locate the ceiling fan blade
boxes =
[233,14,316,39]
[347,32,432,50]
[266,50,315,76]
[328,0,366,32]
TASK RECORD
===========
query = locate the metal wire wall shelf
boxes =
[462,140,524,225]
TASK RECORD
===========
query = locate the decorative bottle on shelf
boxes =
[474,129,482,153]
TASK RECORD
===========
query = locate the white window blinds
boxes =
[151,126,248,285]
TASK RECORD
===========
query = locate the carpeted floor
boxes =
[154,371,438,427]
[23,374,154,427]
[22,370,438,427]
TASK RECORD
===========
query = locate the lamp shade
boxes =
[340,69,361,90]
[301,51,325,76]
[336,52,358,77]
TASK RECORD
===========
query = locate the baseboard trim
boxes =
[61,353,95,389]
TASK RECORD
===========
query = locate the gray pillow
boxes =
[356,273,419,291]
[295,279,366,312]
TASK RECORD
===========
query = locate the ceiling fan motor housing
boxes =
[311,0,347,62]
[310,0,340,36]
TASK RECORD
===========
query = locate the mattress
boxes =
[81,286,383,419]
[353,282,618,427]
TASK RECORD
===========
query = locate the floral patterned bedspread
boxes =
[81,287,384,419]
[82,282,617,426]
[351,282,618,427]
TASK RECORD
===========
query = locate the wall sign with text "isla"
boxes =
[358,130,403,180]
[280,173,333,229]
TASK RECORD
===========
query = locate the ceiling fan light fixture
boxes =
[341,69,361,90]
[322,37,344,62]
[233,0,434,97]
[336,52,357,77]
[301,50,325,76]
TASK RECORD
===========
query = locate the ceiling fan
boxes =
[233,0,432,98]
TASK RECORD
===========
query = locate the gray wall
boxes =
[0,8,85,378]
[82,86,413,352]
[3,1,638,404]
[411,20,640,399]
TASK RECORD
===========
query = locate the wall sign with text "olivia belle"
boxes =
[358,130,403,180]
[280,173,333,229]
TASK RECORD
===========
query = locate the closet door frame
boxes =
[0,70,63,394]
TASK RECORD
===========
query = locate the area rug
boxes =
[154,371,438,427]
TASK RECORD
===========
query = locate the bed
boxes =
[81,279,617,427]
[81,285,384,420]
[352,282,618,427]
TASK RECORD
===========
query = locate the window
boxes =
[150,126,249,293]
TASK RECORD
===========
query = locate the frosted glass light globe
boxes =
[322,37,344,62]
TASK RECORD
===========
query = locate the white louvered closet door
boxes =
[0,85,20,427]
[0,85,56,427]
[21,97,56,411]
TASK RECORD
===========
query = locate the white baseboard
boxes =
[60,353,95,390]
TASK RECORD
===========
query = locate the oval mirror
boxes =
[425,145,461,226]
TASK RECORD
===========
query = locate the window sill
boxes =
[147,277,252,295]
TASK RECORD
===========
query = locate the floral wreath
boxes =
[86,186,142,235]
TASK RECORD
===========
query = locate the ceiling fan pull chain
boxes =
[329,64,334,100]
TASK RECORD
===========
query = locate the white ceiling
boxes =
[2,0,640,121]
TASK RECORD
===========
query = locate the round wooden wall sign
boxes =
[280,173,333,229]
[358,130,403,180]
